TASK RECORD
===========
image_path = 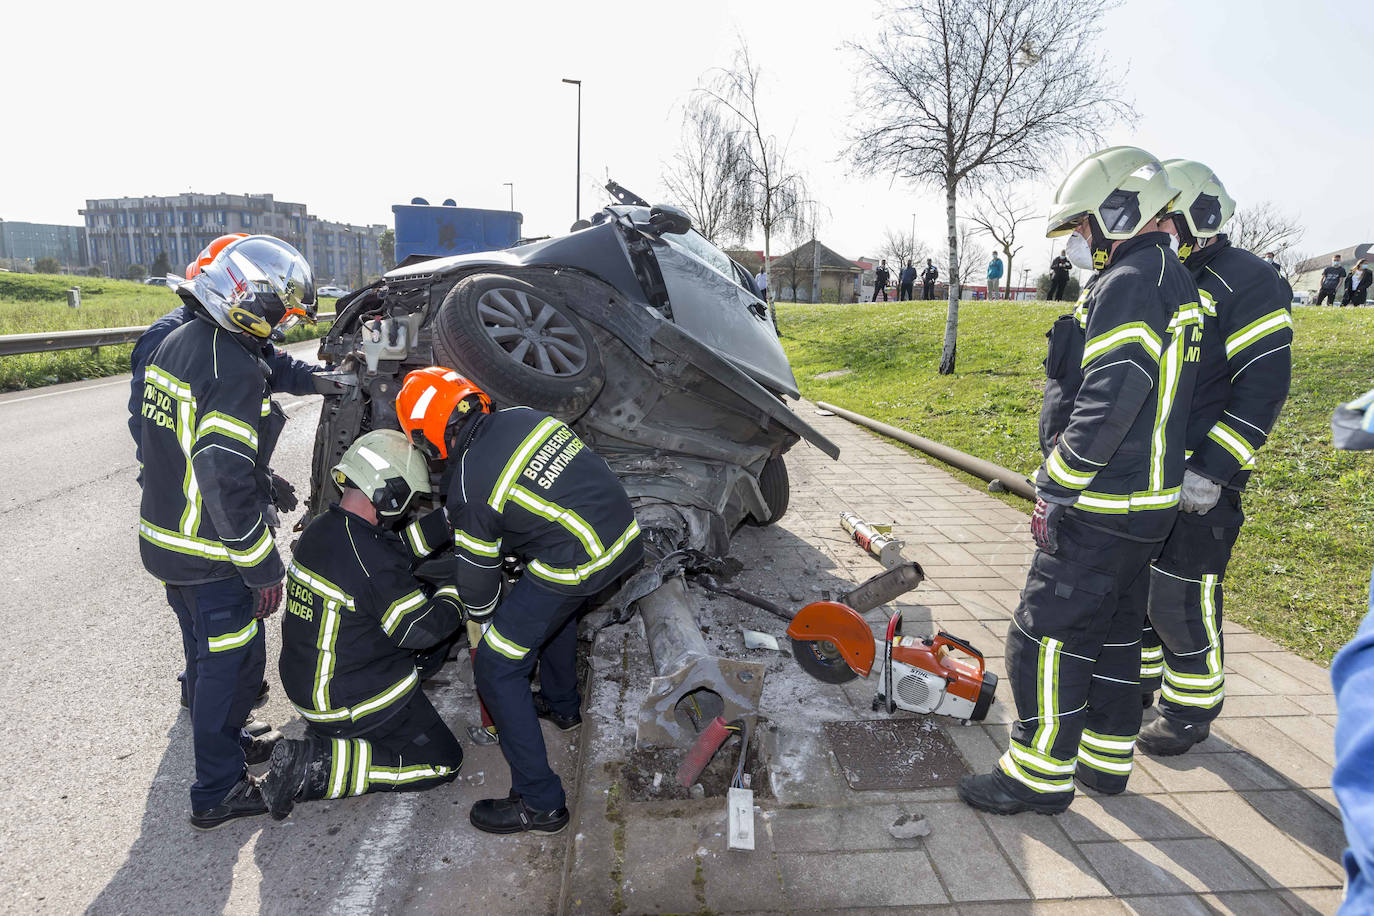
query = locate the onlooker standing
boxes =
[898,261,916,301]
[1049,250,1072,301]
[986,252,1004,300]
[1342,259,1372,307]
[1316,255,1346,306]
[872,259,891,302]
[754,267,767,299]
[920,259,939,299]
[1263,251,1281,272]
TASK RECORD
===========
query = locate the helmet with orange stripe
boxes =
[185,233,248,279]
[395,366,492,459]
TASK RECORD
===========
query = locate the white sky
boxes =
[4,0,1370,275]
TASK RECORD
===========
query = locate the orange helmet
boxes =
[396,366,492,459]
[185,233,249,279]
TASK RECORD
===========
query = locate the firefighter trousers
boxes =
[474,577,586,811]
[166,577,266,810]
[996,514,1158,803]
[1141,491,1244,726]
[304,689,463,800]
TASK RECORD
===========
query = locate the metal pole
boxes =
[562,78,581,222]
[503,182,514,211]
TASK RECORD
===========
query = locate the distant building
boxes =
[0,219,88,269]
[769,240,864,303]
[723,248,764,275]
[1294,244,1374,297]
[306,218,387,286]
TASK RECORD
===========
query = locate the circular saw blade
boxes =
[791,637,860,684]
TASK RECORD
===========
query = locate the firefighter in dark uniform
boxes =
[959,147,1201,815]
[262,430,465,818]
[138,235,317,829]
[397,367,644,835]
[1137,159,1293,756]
[921,259,939,299]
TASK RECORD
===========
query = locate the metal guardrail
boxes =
[0,313,337,358]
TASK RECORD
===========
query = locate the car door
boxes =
[650,230,800,398]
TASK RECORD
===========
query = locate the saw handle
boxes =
[932,631,985,674]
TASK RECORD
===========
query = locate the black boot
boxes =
[532,692,582,731]
[263,738,314,819]
[1074,767,1127,796]
[244,717,273,738]
[190,775,268,830]
[470,794,570,835]
[242,728,283,765]
[1138,716,1209,757]
[957,771,1070,816]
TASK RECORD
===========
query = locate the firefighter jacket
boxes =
[280,505,460,737]
[1179,236,1293,491]
[1035,231,1202,542]
[445,407,643,610]
[128,297,318,469]
[139,315,290,587]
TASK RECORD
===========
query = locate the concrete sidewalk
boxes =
[563,403,1347,914]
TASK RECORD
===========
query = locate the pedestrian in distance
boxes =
[396,368,644,835]
[920,258,939,299]
[1049,250,1073,301]
[898,260,917,301]
[872,259,891,301]
[262,430,466,820]
[987,251,1004,300]
[1136,159,1293,756]
[958,147,1201,816]
[136,235,318,829]
[1342,258,1371,307]
[1316,254,1346,306]
[754,267,767,300]
[1263,251,1281,273]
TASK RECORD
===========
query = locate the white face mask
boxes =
[1167,233,1180,255]
[1065,231,1095,270]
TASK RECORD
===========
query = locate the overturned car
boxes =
[308,183,839,745]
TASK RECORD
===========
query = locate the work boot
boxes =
[1137,716,1209,757]
[532,692,582,731]
[957,772,1070,816]
[242,728,283,766]
[1141,691,1155,710]
[190,775,268,830]
[263,738,314,820]
[470,794,570,835]
[244,717,273,738]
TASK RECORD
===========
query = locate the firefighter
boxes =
[921,258,939,299]
[396,367,643,835]
[958,147,1201,815]
[1137,160,1293,755]
[138,235,317,829]
[262,430,465,819]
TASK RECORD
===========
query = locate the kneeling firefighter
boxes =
[959,147,1201,815]
[1137,159,1293,756]
[263,429,465,818]
[396,367,644,835]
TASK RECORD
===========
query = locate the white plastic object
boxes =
[727,787,755,851]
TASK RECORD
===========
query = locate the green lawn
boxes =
[0,273,335,390]
[778,299,1373,665]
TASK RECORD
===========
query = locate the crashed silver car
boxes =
[308,183,838,745]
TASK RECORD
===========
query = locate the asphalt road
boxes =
[0,345,574,915]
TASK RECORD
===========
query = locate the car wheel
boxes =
[750,455,790,526]
[432,272,605,420]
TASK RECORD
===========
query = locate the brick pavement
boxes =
[563,404,1347,914]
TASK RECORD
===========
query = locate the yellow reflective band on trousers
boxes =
[483,625,530,661]
[322,736,454,799]
[1161,574,1225,709]
[207,618,258,653]
[1077,729,1138,776]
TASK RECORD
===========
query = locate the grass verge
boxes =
[0,273,335,391]
[778,299,1372,664]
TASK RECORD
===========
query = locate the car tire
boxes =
[432,271,605,420]
[750,455,790,526]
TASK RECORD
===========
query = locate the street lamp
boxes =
[503,182,514,212]
[561,78,581,223]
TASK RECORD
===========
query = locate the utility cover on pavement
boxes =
[825,717,969,791]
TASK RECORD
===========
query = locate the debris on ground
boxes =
[888,813,931,840]
[742,629,780,651]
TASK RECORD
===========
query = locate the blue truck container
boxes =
[391,199,523,263]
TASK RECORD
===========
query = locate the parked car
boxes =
[317,284,349,298]
[307,181,838,562]
[142,276,175,287]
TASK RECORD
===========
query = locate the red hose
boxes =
[676,717,731,787]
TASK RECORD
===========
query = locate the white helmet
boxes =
[1159,158,1236,242]
[186,235,316,340]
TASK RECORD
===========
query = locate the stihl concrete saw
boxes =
[787,600,998,723]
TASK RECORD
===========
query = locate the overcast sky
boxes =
[5,0,1369,274]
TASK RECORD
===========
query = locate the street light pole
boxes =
[503,182,514,212]
[561,78,581,223]
[910,212,917,266]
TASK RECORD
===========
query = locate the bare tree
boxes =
[879,228,929,270]
[661,99,751,246]
[698,40,811,323]
[968,187,1036,299]
[947,223,987,290]
[1228,201,1306,259]
[1276,248,1309,285]
[845,0,1132,373]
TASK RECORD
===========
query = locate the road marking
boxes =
[0,377,128,406]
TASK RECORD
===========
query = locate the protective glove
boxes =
[253,582,284,619]
[1179,469,1222,514]
[271,473,298,513]
[1031,493,1073,554]
[464,602,495,624]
